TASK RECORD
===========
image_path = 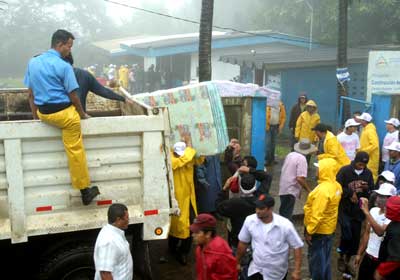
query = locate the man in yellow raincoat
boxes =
[356,113,379,182]
[304,158,342,280]
[118,65,129,89]
[295,100,320,143]
[313,123,350,168]
[169,135,204,265]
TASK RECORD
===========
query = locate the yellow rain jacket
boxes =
[118,66,129,89]
[304,158,342,235]
[169,147,204,239]
[318,131,350,168]
[266,102,286,131]
[359,123,379,182]
[295,101,320,142]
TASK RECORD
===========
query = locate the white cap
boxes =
[374,183,397,196]
[173,142,186,156]
[380,170,395,183]
[356,112,372,122]
[384,141,400,152]
[385,118,400,127]
[345,118,361,128]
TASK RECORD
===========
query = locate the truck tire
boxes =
[40,245,95,280]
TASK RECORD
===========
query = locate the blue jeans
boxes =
[265,125,279,164]
[308,234,334,280]
[279,194,296,221]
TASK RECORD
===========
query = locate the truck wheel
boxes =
[40,245,95,280]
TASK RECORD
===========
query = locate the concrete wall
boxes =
[280,63,368,132]
[190,49,240,81]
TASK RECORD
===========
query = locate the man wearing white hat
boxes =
[278,139,314,220]
[383,141,400,194]
[356,112,380,182]
[168,134,204,265]
[382,118,400,165]
[337,118,361,161]
[355,183,396,280]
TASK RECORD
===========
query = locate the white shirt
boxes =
[239,213,304,280]
[94,224,133,280]
[382,130,399,162]
[337,132,360,160]
[366,207,391,258]
[269,106,280,125]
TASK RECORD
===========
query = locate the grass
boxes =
[0,78,25,88]
[276,144,291,158]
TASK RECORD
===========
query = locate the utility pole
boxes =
[198,0,214,82]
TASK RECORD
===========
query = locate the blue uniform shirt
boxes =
[24,49,79,105]
[384,159,400,194]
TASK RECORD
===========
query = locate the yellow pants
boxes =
[37,106,90,189]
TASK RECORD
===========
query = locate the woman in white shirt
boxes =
[355,183,397,280]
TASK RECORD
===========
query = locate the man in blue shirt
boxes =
[384,141,400,194]
[24,29,99,205]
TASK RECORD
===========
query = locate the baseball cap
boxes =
[356,112,372,122]
[255,194,275,208]
[190,213,217,233]
[379,170,395,183]
[384,141,400,152]
[374,183,397,196]
[345,118,361,128]
[173,142,186,156]
[354,151,369,164]
[385,118,400,127]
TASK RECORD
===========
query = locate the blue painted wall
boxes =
[281,66,338,130]
[251,97,267,170]
[280,63,368,132]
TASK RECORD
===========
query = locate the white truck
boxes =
[0,92,178,279]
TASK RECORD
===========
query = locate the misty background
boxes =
[1,0,399,87]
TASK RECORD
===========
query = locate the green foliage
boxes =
[242,0,400,46]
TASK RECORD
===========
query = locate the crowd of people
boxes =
[83,62,187,95]
[161,92,400,280]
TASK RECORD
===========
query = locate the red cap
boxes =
[386,196,400,222]
[190,213,217,233]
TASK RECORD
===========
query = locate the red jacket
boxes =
[195,236,238,280]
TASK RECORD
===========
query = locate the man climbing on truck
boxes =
[23,29,99,205]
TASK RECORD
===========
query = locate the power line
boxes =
[0,0,8,11]
[103,0,313,45]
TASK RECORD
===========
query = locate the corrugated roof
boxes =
[220,47,369,69]
[92,30,312,56]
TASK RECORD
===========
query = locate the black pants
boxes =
[279,194,296,221]
[249,272,287,280]
[339,215,362,256]
[168,235,192,255]
[358,254,379,280]
[168,204,195,255]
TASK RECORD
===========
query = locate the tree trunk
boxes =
[337,0,350,124]
[198,0,214,82]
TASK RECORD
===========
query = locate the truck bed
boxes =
[0,114,174,243]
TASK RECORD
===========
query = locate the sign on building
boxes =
[367,51,400,101]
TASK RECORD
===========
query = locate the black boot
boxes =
[80,186,100,205]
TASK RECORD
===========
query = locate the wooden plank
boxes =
[4,139,27,243]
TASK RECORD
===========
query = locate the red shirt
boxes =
[195,236,238,280]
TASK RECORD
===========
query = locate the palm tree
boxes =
[337,0,350,123]
[198,0,214,82]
